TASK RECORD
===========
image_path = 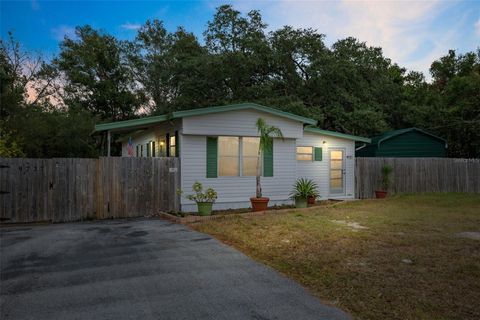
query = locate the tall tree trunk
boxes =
[256,148,262,198]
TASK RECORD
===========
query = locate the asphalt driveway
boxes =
[1,219,350,320]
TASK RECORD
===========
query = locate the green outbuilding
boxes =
[356,127,447,157]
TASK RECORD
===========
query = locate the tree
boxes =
[0,32,99,158]
[254,118,283,198]
[204,5,272,102]
[56,26,146,121]
[428,50,480,157]
[133,20,223,113]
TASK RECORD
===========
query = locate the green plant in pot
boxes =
[180,181,217,215]
[290,178,319,208]
[375,164,393,199]
[250,118,283,212]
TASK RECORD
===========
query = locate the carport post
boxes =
[107,130,111,157]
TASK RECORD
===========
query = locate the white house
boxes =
[94,103,370,212]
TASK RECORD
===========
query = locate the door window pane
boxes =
[330,160,343,169]
[331,150,343,160]
[219,137,239,176]
[330,179,342,189]
[331,170,342,179]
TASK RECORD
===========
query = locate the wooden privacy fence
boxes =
[355,157,480,198]
[0,157,180,223]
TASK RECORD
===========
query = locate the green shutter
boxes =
[263,139,273,177]
[314,147,322,161]
[206,137,218,178]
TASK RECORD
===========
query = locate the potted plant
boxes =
[375,164,393,199]
[290,178,319,208]
[179,181,217,215]
[250,118,283,212]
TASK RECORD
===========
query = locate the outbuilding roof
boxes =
[94,103,318,132]
[371,127,447,147]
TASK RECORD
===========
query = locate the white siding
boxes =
[182,109,304,138]
[180,135,296,212]
[116,108,358,212]
[295,132,356,200]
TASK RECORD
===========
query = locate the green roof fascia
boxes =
[94,103,318,133]
[304,126,371,143]
[94,115,169,132]
[172,103,318,125]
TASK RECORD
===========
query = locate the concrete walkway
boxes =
[1,219,350,320]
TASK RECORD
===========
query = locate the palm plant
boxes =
[255,118,283,198]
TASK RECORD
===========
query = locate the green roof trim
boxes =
[95,115,168,132]
[304,126,371,143]
[173,103,317,125]
[372,127,447,147]
[94,103,317,132]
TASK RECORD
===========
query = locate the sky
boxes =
[1,0,479,78]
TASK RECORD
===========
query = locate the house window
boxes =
[169,135,176,157]
[219,137,239,176]
[242,137,260,176]
[297,146,313,161]
[218,136,260,176]
[136,145,140,157]
[146,141,155,157]
[158,140,166,157]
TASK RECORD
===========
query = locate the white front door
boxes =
[329,149,346,196]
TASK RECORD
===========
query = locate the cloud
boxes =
[229,0,469,77]
[51,25,76,41]
[121,23,141,31]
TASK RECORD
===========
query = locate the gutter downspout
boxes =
[355,143,367,151]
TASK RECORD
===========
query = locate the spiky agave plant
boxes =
[289,178,319,199]
[255,118,283,198]
[381,164,393,191]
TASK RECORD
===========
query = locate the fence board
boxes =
[356,157,480,198]
[0,157,180,223]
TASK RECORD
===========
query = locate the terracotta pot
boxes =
[375,190,388,198]
[250,197,270,212]
[307,196,316,205]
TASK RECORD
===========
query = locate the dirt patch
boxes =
[455,231,480,240]
[330,220,369,230]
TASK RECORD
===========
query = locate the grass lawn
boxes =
[192,193,480,320]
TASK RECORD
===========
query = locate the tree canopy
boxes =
[1,4,479,158]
